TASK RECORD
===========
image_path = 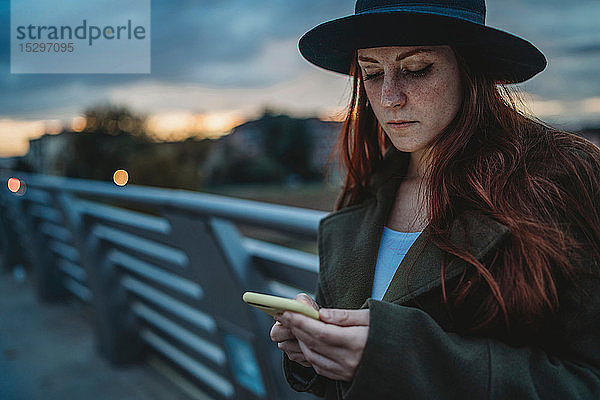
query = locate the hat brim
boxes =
[298,12,547,83]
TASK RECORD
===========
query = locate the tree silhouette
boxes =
[71,104,151,181]
[83,104,151,139]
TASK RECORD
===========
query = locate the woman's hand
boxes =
[275,307,370,382]
[270,293,318,368]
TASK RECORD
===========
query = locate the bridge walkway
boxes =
[0,270,209,400]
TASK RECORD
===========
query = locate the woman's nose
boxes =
[381,75,407,108]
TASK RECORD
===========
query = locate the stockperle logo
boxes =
[11,0,151,74]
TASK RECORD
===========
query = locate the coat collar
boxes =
[318,147,511,310]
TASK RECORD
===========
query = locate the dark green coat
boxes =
[283,147,600,399]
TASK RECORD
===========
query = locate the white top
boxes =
[371,226,423,300]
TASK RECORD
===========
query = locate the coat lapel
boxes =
[317,149,511,311]
[377,208,511,307]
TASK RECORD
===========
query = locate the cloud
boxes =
[106,67,351,117]
[484,0,600,102]
[0,0,598,126]
[0,0,351,118]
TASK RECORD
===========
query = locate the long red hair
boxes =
[327,46,600,339]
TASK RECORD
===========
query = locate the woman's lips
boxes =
[387,121,417,127]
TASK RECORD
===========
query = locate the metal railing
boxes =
[0,171,327,400]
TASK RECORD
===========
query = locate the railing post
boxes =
[56,193,143,365]
[90,250,144,364]
[0,192,20,272]
[22,193,66,301]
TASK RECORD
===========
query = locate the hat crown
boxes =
[354,0,486,24]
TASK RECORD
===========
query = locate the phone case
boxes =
[242,292,320,320]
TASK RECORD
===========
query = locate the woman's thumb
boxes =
[294,293,319,311]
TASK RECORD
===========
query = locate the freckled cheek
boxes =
[414,82,461,123]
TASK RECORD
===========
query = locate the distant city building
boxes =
[201,118,264,183]
[223,120,264,158]
[202,114,342,185]
[0,156,23,171]
[26,131,78,175]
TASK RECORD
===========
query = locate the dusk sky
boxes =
[1,0,599,156]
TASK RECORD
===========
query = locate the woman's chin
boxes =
[388,141,427,154]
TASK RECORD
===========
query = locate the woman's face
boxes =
[357,45,462,155]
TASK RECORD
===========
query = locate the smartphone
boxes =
[242,291,320,320]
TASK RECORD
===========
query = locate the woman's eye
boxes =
[362,63,434,81]
[404,63,434,77]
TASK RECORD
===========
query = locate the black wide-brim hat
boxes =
[299,0,547,83]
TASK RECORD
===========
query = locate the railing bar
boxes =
[49,240,80,263]
[109,250,202,299]
[75,198,170,234]
[58,258,87,282]
[10,172,325,236]
[242,237,319,273]
[29,204,62,223]
[40,221,72,242]
[22,188,51,204]
[140,329,234,399]
[63,277,92,303]
[93,225,188,267]
[132,302,225,366]
[146,356,217,400]
[120,276,216,334]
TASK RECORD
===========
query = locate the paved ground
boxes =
[0,269,195,400]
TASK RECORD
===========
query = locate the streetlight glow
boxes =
[7,178,20,193]
[113,169,129,186]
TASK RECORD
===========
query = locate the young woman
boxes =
[270,1,600,398]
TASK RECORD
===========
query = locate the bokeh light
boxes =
[7,178,21,193]
[7,177,26,196]
[113,169,129,186]
[71,116,87,132]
